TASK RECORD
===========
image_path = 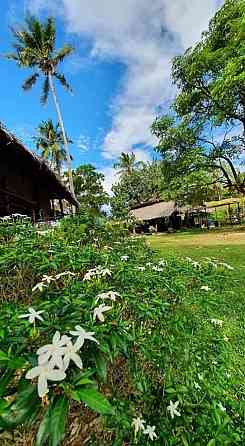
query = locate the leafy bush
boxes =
[0,214,244,445]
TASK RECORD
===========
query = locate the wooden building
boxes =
[0,124,78,221]
[130,200,182,232]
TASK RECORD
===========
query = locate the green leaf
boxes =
[95,353,108,382]
[36,405,52,446]
[72,387,114,415]
[0,351,9,362]
[0,383,40,428]
[50,396,69,446]
[0,369,14,398]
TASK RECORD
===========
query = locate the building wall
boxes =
[0,158,51,217]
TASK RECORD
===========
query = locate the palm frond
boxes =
[22,73,39,90]
[54,45,74,65]
[40,76,49,104]
[54,72,73,92]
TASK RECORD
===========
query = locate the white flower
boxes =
[37,331,69,368]
[194,381,201,390]
[63,338,83,371]
[223,335,229,342]
[135,266,146,271]
[210,318,224,327]
[55,271,76,279]
[132,416,145,434]
[158,259,166,266]
[144,425,157,441]
[98,267,112,277]
[218,262,234,270]
[201,285,211,291]
[121,255,129,261]
[83,269,97,281]
[146,262,152,267]
[152,266,164,272]
[95,291,120,304]
[167,400,181,419]
[19,307,44,324]
[42,274,55,284]
[93,304,112,322]
[69,326,98,346]
[32,282,48,293]
[218,402,226,412]
[26,363,66,397]
[198,373,204,381]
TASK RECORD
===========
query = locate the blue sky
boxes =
[1,0,223,192]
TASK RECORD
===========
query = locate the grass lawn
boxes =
[148,228,245,275]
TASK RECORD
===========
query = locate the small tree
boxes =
[35,119,69,177]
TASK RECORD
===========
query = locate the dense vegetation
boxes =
[0,214,244,445]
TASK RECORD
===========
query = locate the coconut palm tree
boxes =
[35,119,70,177]
[114,152,141,176]
[7,16,76,199]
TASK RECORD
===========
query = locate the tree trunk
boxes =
[48,73,77,211]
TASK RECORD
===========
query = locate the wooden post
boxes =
[32,208,36,224]
[228,204,232,225]
[59,199,64,216]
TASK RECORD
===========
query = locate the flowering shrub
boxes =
[0,213,244,445]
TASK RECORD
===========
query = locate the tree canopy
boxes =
[152,0,245,197]
[70,164,109,212]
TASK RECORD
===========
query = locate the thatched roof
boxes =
[0,123,79,207]
[130,200,176,221]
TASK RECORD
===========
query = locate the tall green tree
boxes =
[172,0,245,131]
[152,0,245,196]
[7,16,76,198]
[70,164,109,212]
[35,119,68,176]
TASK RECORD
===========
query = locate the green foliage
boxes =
[7,16,73,104]
[34,119,70,176]
[70,164,109,212]
[111,159,169,218]
[0,214,245,445]
[152,0,245,199]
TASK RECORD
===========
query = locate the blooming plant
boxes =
[0,211,242,445]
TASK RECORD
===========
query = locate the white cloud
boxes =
[26,0,224,189]
[100,166,118,196]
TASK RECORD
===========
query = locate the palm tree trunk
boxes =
[48,73,77,207]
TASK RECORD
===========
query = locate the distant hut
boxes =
[0,124,78,221]
[130,200,182,232]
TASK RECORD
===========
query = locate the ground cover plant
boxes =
[0,215,245,445]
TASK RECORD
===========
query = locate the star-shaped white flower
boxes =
[42,274,55,284]
[19,307,44,324]
[167,400,181,419]
[26,362,66,397]
[218,262,234,270]
[69,326,98,346]
[144,425,157,441]
[158,259,166,266]
[32,282,48,293]
[218,402,226,412]
[98,267,112,277]
[210,318,224,327]
[93,304,112,322]
[95,291,120,304]
[152,266,164,272]
[37,331,69,368]
[55,271,76,279]
[201,285,211,291]
[132,416,145,434]
[83,269,97,281]
[135,266,146,271]
[63,338,83,371]
[121,255,129,261]
[194,381,201,390]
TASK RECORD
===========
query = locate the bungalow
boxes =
[0,123,78,221]
[130,200,182,232]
